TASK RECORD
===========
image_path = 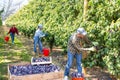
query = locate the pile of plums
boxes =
[71,72,84,78]
[32,57,51,62]
[9,64,60,76]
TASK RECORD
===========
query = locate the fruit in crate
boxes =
[9,64,61,76]
[32,57,50,62]
[71,72,84,78]
[31,57,52,65]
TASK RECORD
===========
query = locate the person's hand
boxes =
[45,33,48,37]
[89,46,97,51]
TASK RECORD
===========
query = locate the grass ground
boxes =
[0,26,32,80]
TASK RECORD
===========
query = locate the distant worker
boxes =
[7,25,19,44]
[33,24,46,57]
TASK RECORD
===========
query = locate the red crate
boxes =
[72,77,85,80]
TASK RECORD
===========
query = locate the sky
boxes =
[0,0,29,22]
[0,0,29,11]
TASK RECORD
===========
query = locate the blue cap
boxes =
[38,24,43,28]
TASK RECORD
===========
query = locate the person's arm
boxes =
[39,31,45,38]
[72,38,95,51]
[84,36,92,44]
[7,28,11,34]
[15,27,19,35]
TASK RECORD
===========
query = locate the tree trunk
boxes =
[2,20,6,25]
[83,0,88,21]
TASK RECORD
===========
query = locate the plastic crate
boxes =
[71,72,85,80]
[72,77,85,80]
[31,56,52,65]
[8,62,64,80]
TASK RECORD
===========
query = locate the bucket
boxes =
[72,77,84,80]
[4,36,9,42]
[43,48,50,56]
[71,72,84,80]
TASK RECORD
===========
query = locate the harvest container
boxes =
[8,62,64,80]
[43,48,50,57]
[4,36,9,42]
[72,77,84,80]
[71,72,85,80]
[31,56,52,65]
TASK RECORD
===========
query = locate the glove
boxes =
[89,46,96,51]
[45,33,48,37]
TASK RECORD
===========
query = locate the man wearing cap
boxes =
[33,24,45,57]
[64,27,96,80]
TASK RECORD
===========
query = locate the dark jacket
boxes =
[8,27,19,35]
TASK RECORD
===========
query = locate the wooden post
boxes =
[80,41,88,75]
[83,0,88,21]
[82,51,88,75]
[82,0,89,75]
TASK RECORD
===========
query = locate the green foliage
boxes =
[6,0,84,49]
[0,35,32,80]
[0,38,4,48]
[82,0,120,76]
[0,17,2,26]
[0,9,4,26]
[6,0,120,76]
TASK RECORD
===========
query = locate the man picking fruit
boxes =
[64,27,96,80]
[33,24,45,57]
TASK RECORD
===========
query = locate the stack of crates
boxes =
[8,52,64,80]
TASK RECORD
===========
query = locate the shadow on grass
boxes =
[0,51,32,80]
[0,38,32,80]
[0,29,43,80]
[0,59,28,80]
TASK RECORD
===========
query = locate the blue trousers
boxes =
[33,36,43,54]
[10,32,15,44]
[64,50,82,76]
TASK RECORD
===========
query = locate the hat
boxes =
[77,27,87,35]
[38,24,43,28]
